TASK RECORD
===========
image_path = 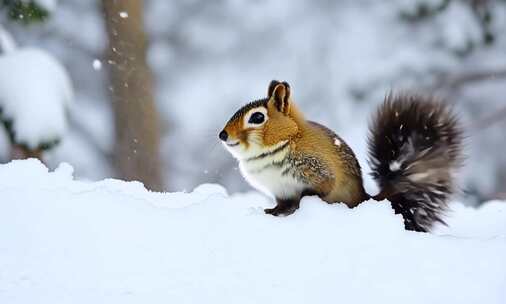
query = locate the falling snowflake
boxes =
[92,59,102,70]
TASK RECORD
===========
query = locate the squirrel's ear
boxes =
[267,80,281,97]
[269,82,291,115]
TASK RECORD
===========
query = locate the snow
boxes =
[0,159,505,303]
[0,47,72,148]
[92,59,102,70]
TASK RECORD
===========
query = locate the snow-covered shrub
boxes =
[0,27,72,158]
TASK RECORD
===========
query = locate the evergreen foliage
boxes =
[1,0,49,24]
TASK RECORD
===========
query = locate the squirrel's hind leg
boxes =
[264,197,300,216]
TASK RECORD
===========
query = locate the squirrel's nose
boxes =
[219,130,228,141]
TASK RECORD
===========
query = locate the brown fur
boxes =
[288,110,367,207]
[263,99,299,146]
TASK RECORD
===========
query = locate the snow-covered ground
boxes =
[1,159,505,303]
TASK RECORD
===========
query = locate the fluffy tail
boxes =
[368,93,464,232]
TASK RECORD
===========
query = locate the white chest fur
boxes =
[238,141,306,199]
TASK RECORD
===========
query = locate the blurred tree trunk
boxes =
[102,0,164,191]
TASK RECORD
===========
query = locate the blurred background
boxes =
[0,0,505,205]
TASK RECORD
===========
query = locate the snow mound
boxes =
[0,48,72,148]
[0,159,505,304]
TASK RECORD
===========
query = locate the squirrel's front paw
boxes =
[264,207,281,216]
[264,206,297,216]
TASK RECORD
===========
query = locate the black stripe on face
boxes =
[227,98,269,125]
[246,141,289,162]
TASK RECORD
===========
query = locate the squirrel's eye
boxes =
[248,112,265,124]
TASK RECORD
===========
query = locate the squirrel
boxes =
[219,80,463,232]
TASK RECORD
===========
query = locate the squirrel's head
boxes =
[219,80,300,160]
